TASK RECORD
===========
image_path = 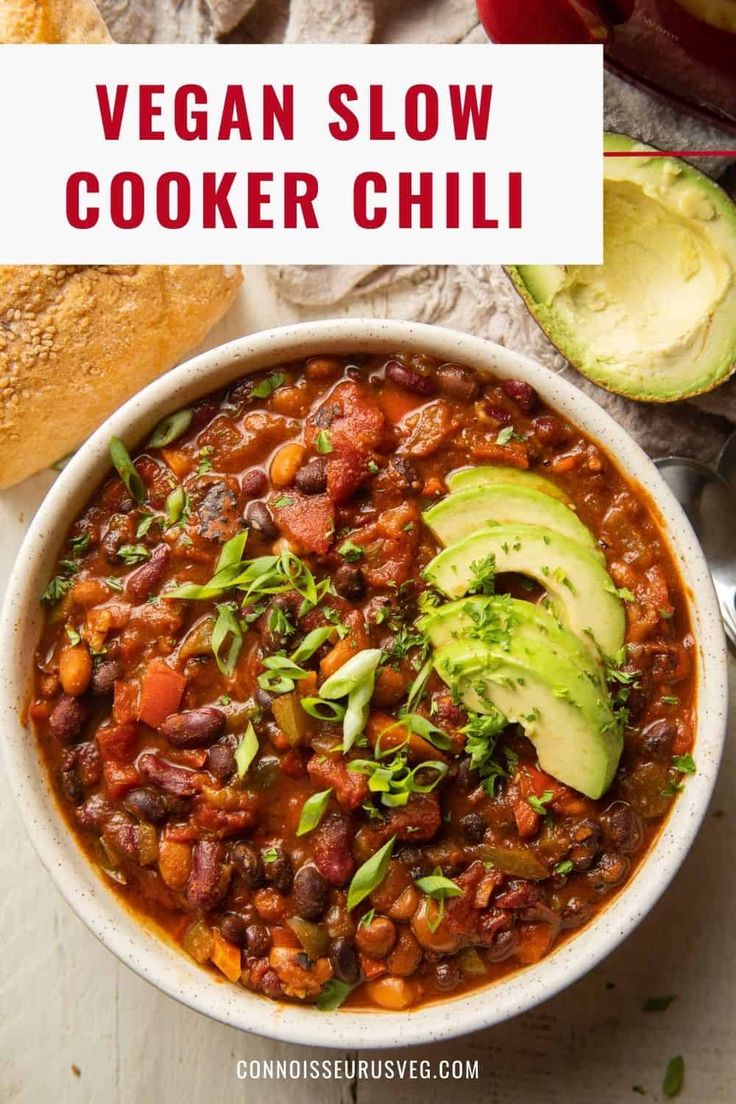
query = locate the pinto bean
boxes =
[91,659,123,698]
[437,363,480,402]
[159,706,226,748]
[385,359,437,396]
[125,545,169,602]
[123,787,169,825]
[49,694,87,744]
[246,500,279,540]
[187,840,230,909]
[294,458,328,495]
[601,802,644,854]
[313,814,354,886]
[263,847,293,895]
[386,928,422,977]
[356,915,396,960]
[137,753,202,797]
[231,841,265,888]
[241,468,269,498]
[334,563,365,600]
[329,937,360,985]
[59,645,92,697]
[587,851,629,891]
[293,864,330,920]
[245,922,272,957]
[502,378,538,413]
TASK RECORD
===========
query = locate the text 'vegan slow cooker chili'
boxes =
[30,353,696,1011]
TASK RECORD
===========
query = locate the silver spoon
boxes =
[655,437,736,649]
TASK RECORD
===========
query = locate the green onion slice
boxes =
[346,835,396,912]
[296,788,333,836]
[147,408,193,449]
[234,723,259,778]
[109,437,146,504]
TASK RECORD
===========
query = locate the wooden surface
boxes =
[2,272,734,1103]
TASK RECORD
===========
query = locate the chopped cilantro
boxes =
[315,430,333,454]
[339,539,364,562]
[251,371,285,399]
[527,790,554,816]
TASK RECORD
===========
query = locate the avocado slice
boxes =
[447,464,571,504]
[424,523,625,658]
[433,638,621,799]
[507,134,736,401]
[424,484,601,557]
[418,594,606,690]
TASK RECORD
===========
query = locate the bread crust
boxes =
[0,0,111,43]
[0,265,243,488]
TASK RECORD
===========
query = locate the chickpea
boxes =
[410,899,461,954]
[270,443,306,488]
[355,915,397,960]
[387,928,423,977]
[365,976,418,1011]
[59,643,93,697]
[388,886,419,923]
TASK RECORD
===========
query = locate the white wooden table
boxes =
[2,270,734,1104]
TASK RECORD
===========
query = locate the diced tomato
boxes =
[306,381,385,455]
[348,501,420,587]
[513,799,541,839]
[307,754,369,811]
[673,714,694,756]
[113,680,138,724]
[326,442,370,504]
[360,954,388,980]
[96,722,139,763]
[103,761,141,799]
[271,926,301,949]
[271,491,334,556]
[137,659,187,729]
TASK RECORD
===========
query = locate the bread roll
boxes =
[0,0,111,43]
[0,4,244,489]
[0,265,243,488]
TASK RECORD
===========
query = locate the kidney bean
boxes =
[49,694,87,744]
[329,937,360,985]
[601,801,643,854]
[459,812,486,843]
[263,847,293,895]
[241,468,269,499]
[385,359,437,396]
[126,544,169,602]
[334,563,365,601]
[104,810,140,861]
[206,740,236,782]
[389,456,422,495]
[294,458,328,495]
[258,968,283,999]
[502,378,538,413]
[293,864,330,920]
[159,706,226,748]
[75,793,113,832]
[123,787,169,825]
[187,840,230,909]
[386,928,422,977]
[246,500,279,540]
[533,414,570,446]
[231,841,265,888]
[246,922,272,958]
[313,814,354,886]
[137,753,202,797]
[356,915,396,960]
[434,961,461,991]
[91,659,123,698]
[482,402,513,426]
[639,719,676,761]
[59,748,85,804]
[220,913,249,947]
[587,851,630,891]
[437,364,480,402]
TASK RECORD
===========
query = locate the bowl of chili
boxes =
[0,319,727,1048]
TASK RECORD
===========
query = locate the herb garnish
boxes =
[109,437,146,504]
[234,723,259,778]
[296,789,333,836]
[147,408,193,449]
[346,836,396,911]
[251,371,285,399]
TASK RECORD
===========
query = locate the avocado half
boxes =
[508,133,736,402]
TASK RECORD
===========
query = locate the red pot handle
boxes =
[476,0,632,44]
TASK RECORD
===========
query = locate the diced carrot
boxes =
[367,712,446,764]
[210,931,243,983]
[70,578,110,608]
[516,922,555,965]
[320,611,369,677]
[359,954,388,980]
[548,454,579,474]
[138,659,187,728]
[161,447,194,480]
[103,761,141,800]
[513,799,541,840]
[377,384,419,425]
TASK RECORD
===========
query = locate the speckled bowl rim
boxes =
[0,319,728,1050]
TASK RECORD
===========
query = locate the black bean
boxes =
[389,456,422,495]
[259,968,283,998]
[437,363,480,402]
[587,851,630,891]
[206,741,236,782]
[123,787,169,825]
[568,819,602,871]
[294,458,328,495]
[263,847,293,894]
[90,659,123,698]
[639,719,676,761]
[293,864,330,920]
[334,563,365,601]
[329,937,360,985]
[159,706,227,748]
[101,514,134,563]
[454,757,481,795]
[231,841,265,889]
[601,801,643,854]
[620,665,651,722]
[459,812,486,844]
[385,359,437,396]
[254,688,274,714]
[246,500,279,540]
[49,694,86,744]
[220,913,249,947]
[434,961,461,991]
[245,923,272,958]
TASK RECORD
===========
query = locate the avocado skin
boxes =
[507,133,736,403]
[433,637,621,800]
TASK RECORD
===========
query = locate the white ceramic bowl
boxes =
[0,320,728,1049]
